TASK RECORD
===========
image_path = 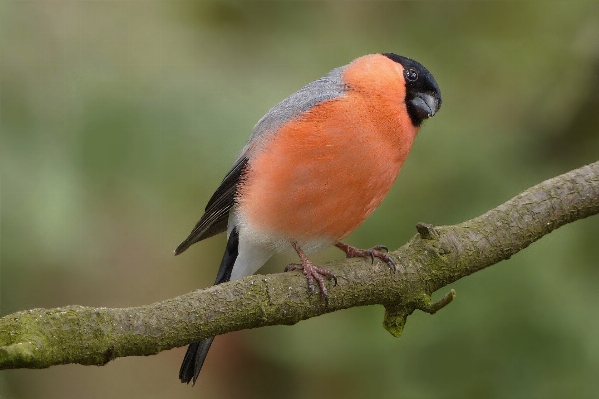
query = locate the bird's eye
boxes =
[405,69,418,82]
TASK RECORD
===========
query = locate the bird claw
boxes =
[287,242,338,306]
[284,264,301,272]
[285,261,337,305]
[335,242,396,270]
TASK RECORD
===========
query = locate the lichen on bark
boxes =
[1,161,598,371]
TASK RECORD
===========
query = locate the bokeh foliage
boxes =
[1,1,598,398]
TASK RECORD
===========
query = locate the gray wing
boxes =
[174,65,347,255]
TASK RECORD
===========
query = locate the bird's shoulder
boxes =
[242,66,348,153]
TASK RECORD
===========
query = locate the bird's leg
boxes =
[335,242,396,269]
[285,242,337,304]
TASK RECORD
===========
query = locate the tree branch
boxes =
[1,161,598,370]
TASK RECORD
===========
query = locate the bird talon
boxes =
[308,284,315,294]
[289,243,337,305]
[335,242,396,269]
[331,273,338,286]
[387,256,397,267]
[285,263,302,273]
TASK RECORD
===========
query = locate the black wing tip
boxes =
[174,245,186,256]
[175,211,230,256]
[174,239,192,256]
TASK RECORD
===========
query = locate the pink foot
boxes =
[335,242,396,269]
[285,243,337,305]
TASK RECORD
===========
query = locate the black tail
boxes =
[179,227,240,385]
[179,338,215,384]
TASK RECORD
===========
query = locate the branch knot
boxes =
[416,222,439,240]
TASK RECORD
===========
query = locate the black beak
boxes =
[409,93,440,120]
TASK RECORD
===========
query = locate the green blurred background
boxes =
[2,1,599,398]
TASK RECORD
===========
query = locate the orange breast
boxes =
[237,55,419,243]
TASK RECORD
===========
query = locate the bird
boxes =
[175,52,441,385]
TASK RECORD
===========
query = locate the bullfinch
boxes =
[175,53,442,385]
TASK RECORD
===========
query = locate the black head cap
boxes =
[382,53,442,127]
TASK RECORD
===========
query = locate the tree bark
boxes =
[1,161,598,370]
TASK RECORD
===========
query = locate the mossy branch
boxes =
[1,161,598,370]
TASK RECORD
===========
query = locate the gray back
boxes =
[236,65,347,162]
